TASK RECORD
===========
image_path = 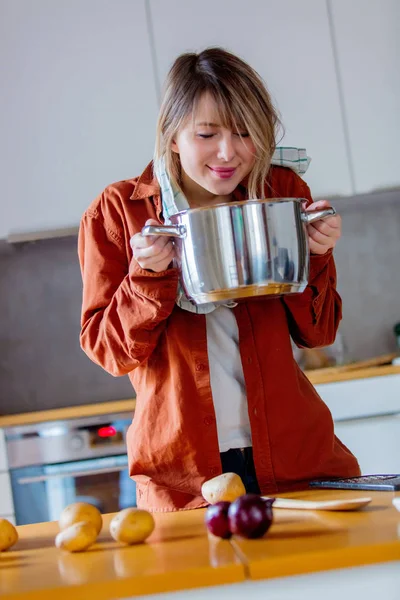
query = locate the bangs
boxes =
[189,85,249,134]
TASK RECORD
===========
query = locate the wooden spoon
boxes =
[262,496,372,511]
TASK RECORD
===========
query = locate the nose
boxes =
[217,133,236,163]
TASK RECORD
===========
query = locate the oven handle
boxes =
[17,465,128,485]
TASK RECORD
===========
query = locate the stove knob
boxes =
[70,434,84,451]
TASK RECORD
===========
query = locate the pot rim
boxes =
[171,197,306,218]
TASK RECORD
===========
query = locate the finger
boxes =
[131,232,166,251]
[130,232,154,251]
[130,219,164,251]
[135,236,171,259]
[306,200,331,211]
[139,245,176,271]
[308,224,335,247]
[317,214,341,229]
[310,219,341,236]
[155,245,176,267]
[308,238,330,255]
[137,241,175,266]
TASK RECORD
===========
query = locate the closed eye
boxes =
[197,134,214,139]
[234,132,250,138]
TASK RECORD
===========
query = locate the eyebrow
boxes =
[195,121,221,127]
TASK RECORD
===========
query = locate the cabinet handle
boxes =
[17,465,127,484]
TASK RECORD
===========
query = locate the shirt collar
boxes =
[130,161,160,200]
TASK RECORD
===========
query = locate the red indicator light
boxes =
[98,426,117,438]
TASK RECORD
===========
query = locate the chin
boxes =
[205,180,238,196]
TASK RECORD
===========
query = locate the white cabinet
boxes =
[0,429,14,519]
[0,472,14,516]
[316,374,400,475]
[149,0,353,198]
[0,429,7,472]
[0,0,159,239]
[334,415,400,475]
[330,0,400,194]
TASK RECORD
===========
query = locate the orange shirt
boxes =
[78,162,360,512]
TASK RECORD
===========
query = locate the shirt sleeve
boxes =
[281,177,342,348]
[78,200,179,376]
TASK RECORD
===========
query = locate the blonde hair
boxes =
[154,47,282,199]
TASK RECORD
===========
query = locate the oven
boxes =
[5,412,136,525]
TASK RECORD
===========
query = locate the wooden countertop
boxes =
[232,489,400,580]
[1,504,243,600]
[1,490,399,599]
[304,363,400,385]
[0,399,137,428]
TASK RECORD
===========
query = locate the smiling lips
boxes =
[208,166,237,179]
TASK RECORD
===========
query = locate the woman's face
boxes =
[171,93,256,203]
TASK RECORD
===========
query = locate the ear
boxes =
[171,139,180,154]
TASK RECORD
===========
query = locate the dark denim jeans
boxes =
[220,447,260,494]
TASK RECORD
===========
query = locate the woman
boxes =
[78,48,360,512]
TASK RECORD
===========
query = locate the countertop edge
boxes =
[0,398,136,428]
[305,364,400,385]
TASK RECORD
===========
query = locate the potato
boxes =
[55,521,98,552]
[201,472,246,504]
[0,518,18,551]
[110,508,155,545]
[59,502,102,535]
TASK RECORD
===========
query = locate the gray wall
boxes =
[0,237,133,416]
[0,191,399,415]
[333,190,400,360]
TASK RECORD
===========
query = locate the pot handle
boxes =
[301,207,336,225]
[141,224,187,239]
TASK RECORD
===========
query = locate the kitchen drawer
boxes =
[0,428,8,471]
[335,413,400,474]
[0,472,14,515]
[315,374,400,421]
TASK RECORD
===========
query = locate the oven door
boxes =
[10,454,136,525]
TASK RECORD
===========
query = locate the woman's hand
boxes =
[305,200,341,255]
[130,219,176,272]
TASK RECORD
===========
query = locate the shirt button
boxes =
[195,363,205,372]
[204,415,215,426]
[253,408,258,416]
[247,357,252,364]
[209,467,218,476]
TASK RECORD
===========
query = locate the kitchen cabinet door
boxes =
[330,0,400,193]
[315,375,400,422]
[316,374,400,475]
[0,429,7,472]
[0,0,159,239]
[149,0,353,198]
[334,414,400,475]
[0,472,14,516]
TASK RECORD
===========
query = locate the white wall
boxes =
[1,0,399,239]
[330,0,400,194]
[0,0,159,238]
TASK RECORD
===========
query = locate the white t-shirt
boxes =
[206,306,252,452]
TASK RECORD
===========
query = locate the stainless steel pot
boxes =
[142,198,336,305]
